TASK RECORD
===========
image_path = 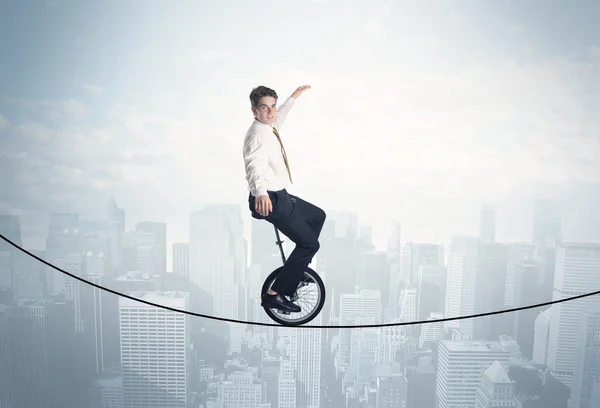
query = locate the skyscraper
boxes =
[376,374,408,408]
[475,242,508,340]
[532,198,562,246]
[135,221,167,276]
[478,204,496,243]
[436,341,511,408]
[504,243,536,307]
[445,236,480,337]
[291,313,322,407]
[218,371,264,407]
[567,311,600,408]
[338,289,381,367]
[189,208,238,319]
[172,243,189,280]
[119,291,189,408]
[0,214,22,251]
[546,242,600,388]
[474,361,519,408]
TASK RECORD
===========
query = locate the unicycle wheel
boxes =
[261,266,325,326]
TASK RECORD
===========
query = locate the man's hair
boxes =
[249,86,278,108]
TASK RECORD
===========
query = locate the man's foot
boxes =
[262,293,301,313]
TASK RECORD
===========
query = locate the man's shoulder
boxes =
[244,122,268,140]
[244,128,259,143]
[243,128,265,154]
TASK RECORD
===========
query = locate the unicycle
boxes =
[261,224,326,326]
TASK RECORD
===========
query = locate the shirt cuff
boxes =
[253,187,268,197]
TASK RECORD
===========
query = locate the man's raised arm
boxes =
[273,85,311,131]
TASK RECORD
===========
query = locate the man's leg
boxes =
[289,194,326,241]
[270,193,326,296]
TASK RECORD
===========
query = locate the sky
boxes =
[0,0,599,258]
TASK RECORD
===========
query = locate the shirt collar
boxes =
[253,118,273,131]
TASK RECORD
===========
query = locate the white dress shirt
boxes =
[243,96,296,198]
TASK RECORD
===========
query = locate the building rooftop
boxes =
[485,361,512,383]
[116,271,160,281]
[441,340,510,353]
[120,291,189,309]
[560,242,600,249]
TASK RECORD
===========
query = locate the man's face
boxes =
[252,96,277,126]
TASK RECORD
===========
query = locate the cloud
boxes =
[275,50,599,198]
[4,97,88,119]
[82,83,107,96]
[3,49,598,227]
[1,0,599,251]
[200,50,235,62]
[0,113,172,223]
[0,114,7,131]
[364,5,392,39]
[38,45,598,220]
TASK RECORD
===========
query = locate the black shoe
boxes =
[262,293,301,313]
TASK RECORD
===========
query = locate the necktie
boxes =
[272,127,293,184]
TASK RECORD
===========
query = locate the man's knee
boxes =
[304,238,320,253]
[317,207,326,223]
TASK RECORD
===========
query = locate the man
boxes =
[243,85,326,313]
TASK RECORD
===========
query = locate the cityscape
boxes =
[1,195,599,407]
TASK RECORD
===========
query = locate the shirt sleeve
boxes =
[272,96,296,131]
[243,132,269,197]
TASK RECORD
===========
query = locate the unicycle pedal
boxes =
[273,306,291,315]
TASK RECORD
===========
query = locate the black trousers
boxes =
[249,189,326,296]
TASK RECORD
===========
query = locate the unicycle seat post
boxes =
[274,225,287,264]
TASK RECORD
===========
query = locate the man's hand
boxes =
[291,85,311,99]
[255,194,272,217]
